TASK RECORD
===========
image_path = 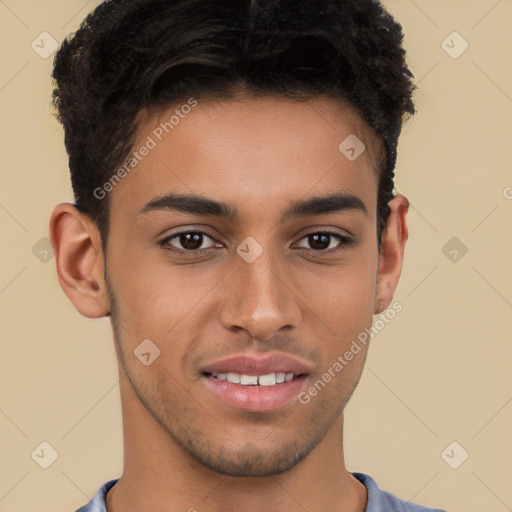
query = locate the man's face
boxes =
[105,95,381,476]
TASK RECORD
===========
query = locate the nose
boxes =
[219,243,302,341]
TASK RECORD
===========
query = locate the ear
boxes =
[49,203,110,318]
[374,194,409,314]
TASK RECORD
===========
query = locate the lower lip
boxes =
[203,374,308,412]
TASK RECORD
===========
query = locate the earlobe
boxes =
[374,194,409,314]
[49,203,110,318]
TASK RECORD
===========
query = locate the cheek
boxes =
[298,256,377,326]
[293,252,377,381]
[108,248,222,346]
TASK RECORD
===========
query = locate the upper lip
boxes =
[201,352,314,376]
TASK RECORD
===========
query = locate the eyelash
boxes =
[158,229,354,256]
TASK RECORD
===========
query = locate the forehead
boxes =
[109,95,380,220]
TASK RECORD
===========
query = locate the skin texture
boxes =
[49,95,409,512]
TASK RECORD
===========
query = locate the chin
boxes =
[182,437,317,477]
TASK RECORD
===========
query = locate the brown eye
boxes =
[295,232,354,252]
[160,231,218,253]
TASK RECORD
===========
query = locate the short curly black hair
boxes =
[52,0,415,251]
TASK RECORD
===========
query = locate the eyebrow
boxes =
[138,191,368,221]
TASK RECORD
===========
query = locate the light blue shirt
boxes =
[74,472,447,511]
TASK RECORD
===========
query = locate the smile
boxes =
[209,372,299,386]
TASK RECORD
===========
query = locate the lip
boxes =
[203,374,309,412]
[200,352,313,412]
[200,352,314,376]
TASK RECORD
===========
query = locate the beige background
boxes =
[0,1,511,511]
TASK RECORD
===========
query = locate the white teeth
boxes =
[258,373,277,386]
[212,372,299,386]
[240,374,258,385]
[226,372,240,384]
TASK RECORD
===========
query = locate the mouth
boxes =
[200,352,312,412]
[202,371,309,412]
